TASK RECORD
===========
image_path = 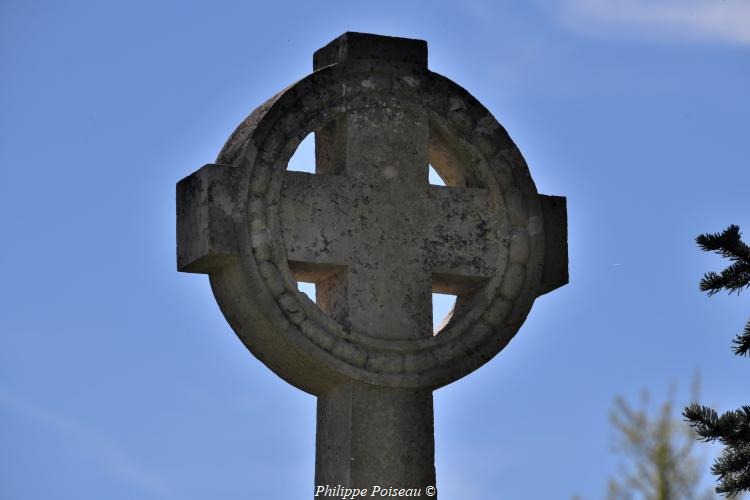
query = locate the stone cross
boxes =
[177,32,567,499]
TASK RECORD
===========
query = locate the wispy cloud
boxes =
[0,389,174,498]
[559,0,750,46]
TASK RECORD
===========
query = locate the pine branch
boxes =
[696,225,750,264]
[717,473,750,498]
[714,444,750,497]
[684,404,722,441]
[699,263,750,296]
[697,225,750,296]
[712,443,750,479]
[684,405,750,447]
[733,318,750,356]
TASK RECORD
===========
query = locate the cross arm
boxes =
[279,171,358,278]
[538,194,568,295]
[176,163,239,273]
[427,185,500,295]
[428,187,568,297]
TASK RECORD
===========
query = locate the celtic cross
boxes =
[177,32,567,499]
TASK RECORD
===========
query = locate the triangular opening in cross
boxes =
[297,281,316,303]
[432,292,457,334]
[287,132,315,173]
[428,164,446,186]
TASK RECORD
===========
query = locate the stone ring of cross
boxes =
[178,33,567,393]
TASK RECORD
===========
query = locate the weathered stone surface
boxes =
[313,32,428,72]
[539,194,568,295]
[177,31,568,499]
[316,383,435,496]
[176,164,238,273]
[280,170,500,339]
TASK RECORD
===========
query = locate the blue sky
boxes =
[1,1,748,498]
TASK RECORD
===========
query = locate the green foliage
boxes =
[683,225,750,497]
[605,384,715,500]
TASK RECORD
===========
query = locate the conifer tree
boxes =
[606,385,714,500]
[684,225,750,497]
